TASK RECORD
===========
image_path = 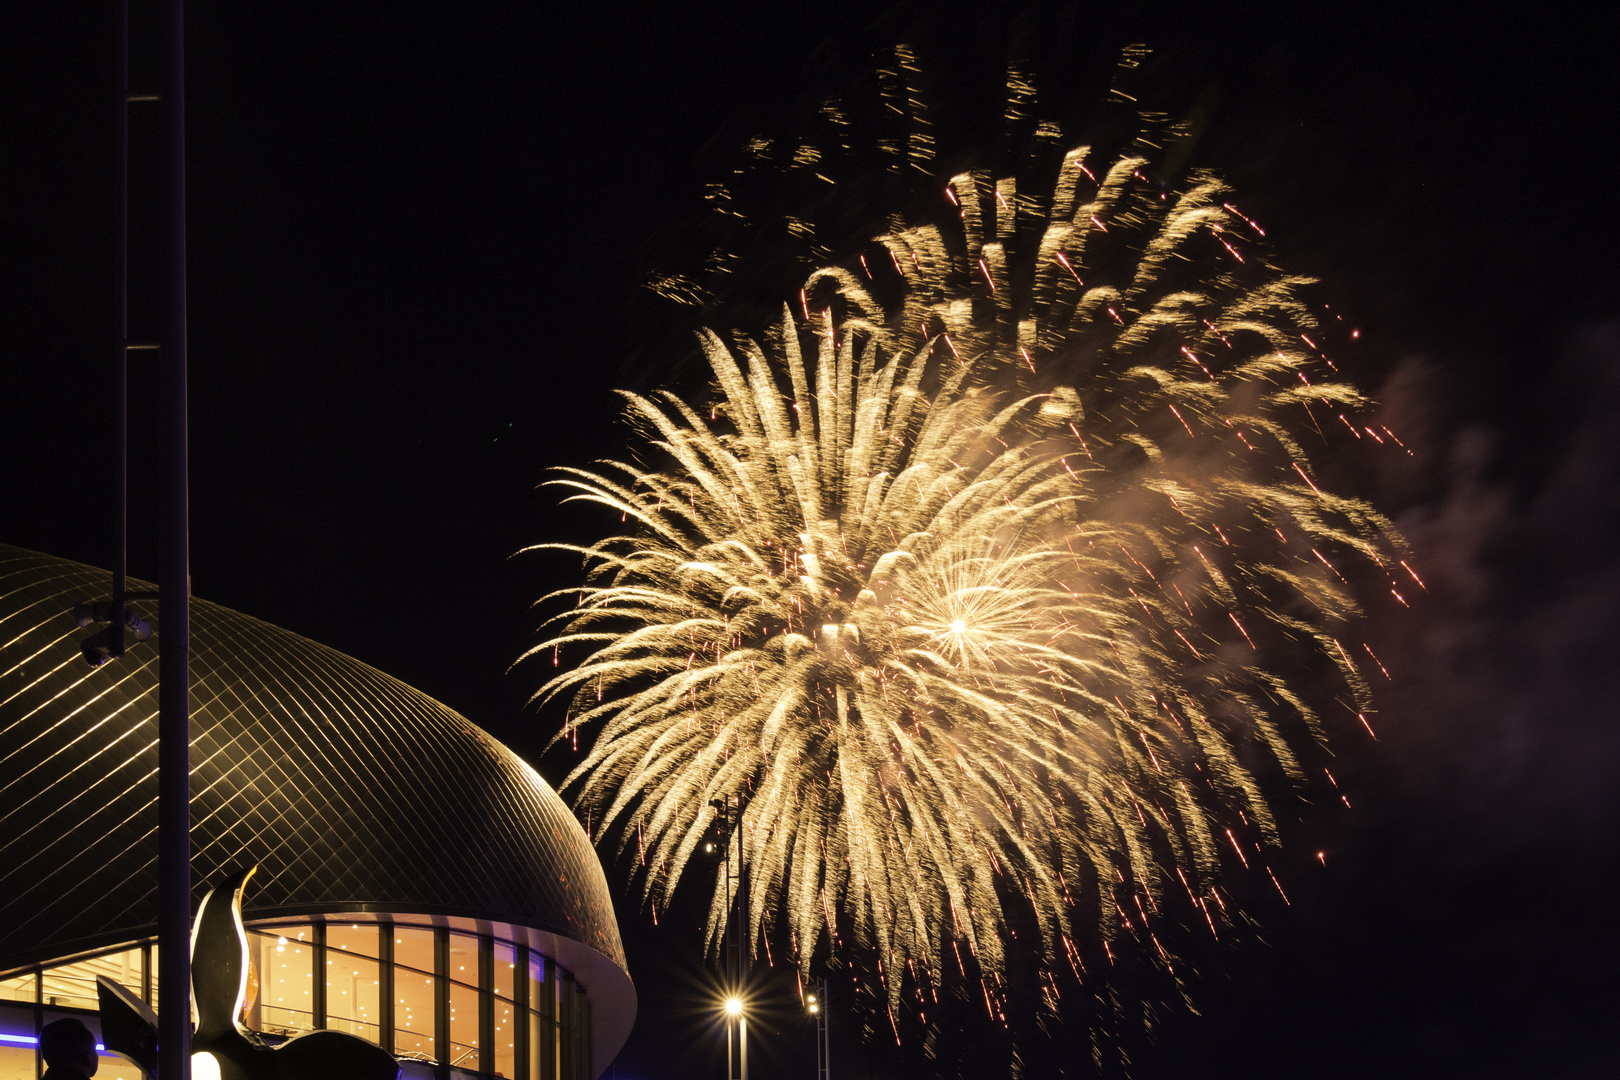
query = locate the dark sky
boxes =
[3,3,1619,1078]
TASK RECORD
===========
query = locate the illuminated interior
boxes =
[0,919,593,1080]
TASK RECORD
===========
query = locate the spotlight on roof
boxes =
[73,600,152,667]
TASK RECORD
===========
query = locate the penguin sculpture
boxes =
[98,866,401,1080]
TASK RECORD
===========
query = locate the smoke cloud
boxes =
[1364,325,1620,855]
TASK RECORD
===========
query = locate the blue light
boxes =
[0,1033,109,1052]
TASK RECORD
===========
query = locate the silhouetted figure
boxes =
[40,1017,99,1080]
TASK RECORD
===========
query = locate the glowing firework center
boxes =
[0,545,633,1080]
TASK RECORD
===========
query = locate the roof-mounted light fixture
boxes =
[73,591,157,666]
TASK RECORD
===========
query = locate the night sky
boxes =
[4,3,1619,1078]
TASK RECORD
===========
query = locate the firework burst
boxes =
[525,50,1404,1020]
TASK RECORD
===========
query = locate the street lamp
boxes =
[709,795,751,1080]
[807,978,829,1080]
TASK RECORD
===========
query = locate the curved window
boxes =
[391,924,438,1062]
[248,930,314,1036]
[494,941,517,1078]
[325,924,381,1043]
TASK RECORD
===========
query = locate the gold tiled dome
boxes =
[0,544,631,1067]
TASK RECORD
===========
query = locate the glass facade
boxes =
[326,924,382,1043]
[494,942,517,1079]
[249,930,315,1035]
[0,920,595,1080]
[39,947,144,1011]
[392,924,438,1062]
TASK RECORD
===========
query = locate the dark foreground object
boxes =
[98,866,400,1080]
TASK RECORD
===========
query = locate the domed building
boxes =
[0,545,633,1080]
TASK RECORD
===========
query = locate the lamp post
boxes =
[807,979,828,1080]
[710,796,750,1080]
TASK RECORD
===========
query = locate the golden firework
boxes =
[524,68,1402,1014]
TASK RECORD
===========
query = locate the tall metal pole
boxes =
[811,977,829,1080]
[719,796,749,1080]
[724,809,735,1080]
[716,794,751,1080]
[819,978,829,1080]
[113,0,128,659]
[157,0,191,1076]
[738,807,748,1080]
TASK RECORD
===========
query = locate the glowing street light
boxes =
[724,997,743,1017]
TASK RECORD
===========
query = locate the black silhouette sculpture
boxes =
[95,979,158,1076]
[98,866,400,1080]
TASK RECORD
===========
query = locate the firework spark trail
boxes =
[525,52,1404,1013]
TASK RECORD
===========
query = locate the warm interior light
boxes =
[725,997,743,1016]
